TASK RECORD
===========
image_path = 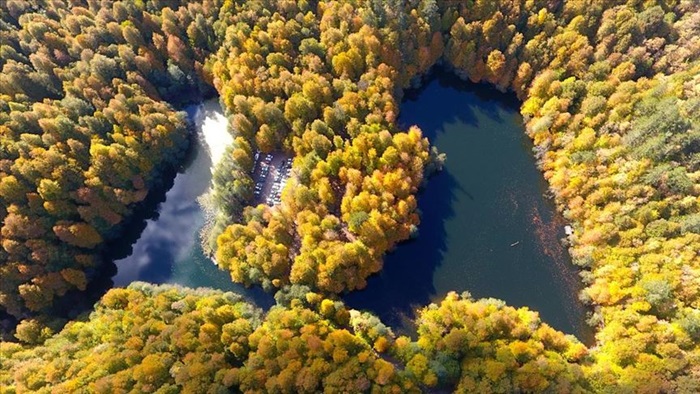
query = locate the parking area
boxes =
[252,151,292,207]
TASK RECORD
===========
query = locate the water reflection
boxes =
[345,70,593,343]
[111,100,273,308]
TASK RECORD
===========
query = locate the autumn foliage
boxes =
[0,283,263,393]
[1,0,700,392]
[0,0,223,319]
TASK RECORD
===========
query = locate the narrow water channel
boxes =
[345,71,593,343]
[111,100,272,307]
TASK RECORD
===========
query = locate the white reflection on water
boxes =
[113,99,231,286]
[196,99,233,173]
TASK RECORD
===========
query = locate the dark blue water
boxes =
[345,72,592,342]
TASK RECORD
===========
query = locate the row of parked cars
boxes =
[266,158,292,206]
[253,152,273,198]
[251,153,293,207]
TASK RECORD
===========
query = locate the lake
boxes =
[109,80,592,342]
[111,99,272,308]
[344,71,593,342]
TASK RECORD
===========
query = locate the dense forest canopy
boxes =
[1,0,699,392]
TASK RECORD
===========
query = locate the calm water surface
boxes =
[345,72,593,342]
[112,100,272,307]
[109,82,591,341]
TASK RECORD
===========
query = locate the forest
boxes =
[0,0,699,392]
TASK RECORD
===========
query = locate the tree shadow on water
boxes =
[399,67,520,134]
[75,123,204,311]
[102,138,198,286]
[52,154,182,321]
[344,169,462,331]
[344,67,523,333]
